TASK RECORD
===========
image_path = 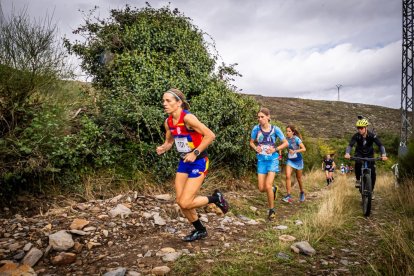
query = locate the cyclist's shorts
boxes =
[325,168,334,172]
[177,157,209,178]
[257,158,279,174]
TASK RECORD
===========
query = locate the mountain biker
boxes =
[283,125,306,203]
[250,108,288,220]
[344,117,388,199]
[322,154,336,186]
[156,88,229,242]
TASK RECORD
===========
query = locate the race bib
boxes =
[261,145,272,156]
[326,165,331,169]
[288,152,297,159]
[174,137,191,153]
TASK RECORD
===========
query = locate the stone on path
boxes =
[0,262,36,275]
[152,266,171,275]
[51,252,77,265]
[274,225,288,230]
[278,234,296,242]
[48,230,74,251]
[70,218,89,230]
[154,213,166,226]
[162,252,182,262]
[291,241,316,256]
[109,204,132,218]
[110,194,123,203]
[155,194,172,201]
[276,252,291,260]
[103,267,127,276]
[21,247,43,267]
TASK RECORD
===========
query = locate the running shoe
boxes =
[299,192,305,202]
[272,185,278,200]
[213,189,229,214]
[268,208,276,220]
[355,179,361,189]
[182,229,208,242]
[282,194,293,203]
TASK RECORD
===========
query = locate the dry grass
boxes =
[374,175,414,275]
[252,95,400,138]
[298,170,355,242]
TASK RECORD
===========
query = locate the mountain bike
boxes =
[350,156,382,217]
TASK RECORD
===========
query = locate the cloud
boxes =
[2,0,402,108]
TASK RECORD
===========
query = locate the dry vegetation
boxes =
[249,95,401,138]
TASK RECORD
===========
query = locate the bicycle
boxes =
[350,156,382,217]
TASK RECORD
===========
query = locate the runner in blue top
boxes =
[250,108,288,220]
[282,125,306,203]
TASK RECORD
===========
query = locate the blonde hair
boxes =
[165,88,190,110]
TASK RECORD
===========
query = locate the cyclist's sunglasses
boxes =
[356,127,365,130]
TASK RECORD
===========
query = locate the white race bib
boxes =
[288,152,297,159]
[174,137,191,153]
[261,145,272,156]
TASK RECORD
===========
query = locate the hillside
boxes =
[249,95,401,138]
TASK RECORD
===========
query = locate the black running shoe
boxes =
[213,189,229,214]
[268,209,276,221]
[182,229,208,242]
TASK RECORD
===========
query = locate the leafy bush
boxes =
[62,4,258,183]
[399,141,414,181]
[191,83,259,175]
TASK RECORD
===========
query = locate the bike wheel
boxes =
[361,173,372,217]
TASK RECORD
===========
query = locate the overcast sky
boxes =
[2,0,402,108]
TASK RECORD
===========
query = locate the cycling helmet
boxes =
[356,118,369,127]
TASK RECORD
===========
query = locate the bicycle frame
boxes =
[350,156,382,217]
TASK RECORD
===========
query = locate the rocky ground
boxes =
[0,177,390,275]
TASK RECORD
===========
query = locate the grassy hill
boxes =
[249,95,401,139]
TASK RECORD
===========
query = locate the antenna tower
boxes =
[401,0,414,156]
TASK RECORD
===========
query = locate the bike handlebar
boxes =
[350,156,382,162]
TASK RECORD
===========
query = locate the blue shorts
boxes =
[177,157,209,178]
[287,159,304,170]
[257,159,279,174]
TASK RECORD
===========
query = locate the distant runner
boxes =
[322,154,336,186]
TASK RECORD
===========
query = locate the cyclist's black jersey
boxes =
[323,159,334,170]
[346,131,386,158]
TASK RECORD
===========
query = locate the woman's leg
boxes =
[285,165,293,195]
[175,173,197,221]
[296,169,304,192]
[265,172,276,209]
[325,170,330,185]
[176,174,208,222]
[257,173,268,193]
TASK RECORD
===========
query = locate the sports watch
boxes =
[193,149,200,156]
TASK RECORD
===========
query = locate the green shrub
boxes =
[399,141,414,181]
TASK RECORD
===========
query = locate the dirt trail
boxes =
[0,175,391,275]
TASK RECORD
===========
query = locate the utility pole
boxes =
[0,1,5,26]
[336,84,342,101]
[400,0,414,157]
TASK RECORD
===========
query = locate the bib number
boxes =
[288,152,297,159]
[174,137,191,153]
[261,145,272,156]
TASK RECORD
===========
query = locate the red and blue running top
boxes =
[167,110,203,154]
